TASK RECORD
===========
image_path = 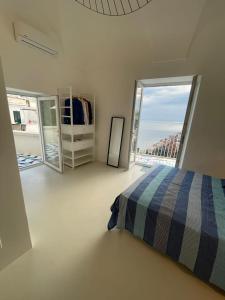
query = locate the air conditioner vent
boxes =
[13,21,58,56]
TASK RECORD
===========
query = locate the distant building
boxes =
[146,133,181,158]
[8,94,39,133]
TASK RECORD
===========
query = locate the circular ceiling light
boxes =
[73,0,152,16]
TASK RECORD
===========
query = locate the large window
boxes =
[136,85,191,167]
[129,76,199,168]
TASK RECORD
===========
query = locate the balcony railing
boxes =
[136,134,181,167]
[136,154,176,167]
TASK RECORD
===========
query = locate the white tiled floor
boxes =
[0,162,224,300]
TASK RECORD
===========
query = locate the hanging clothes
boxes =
[64,97,93,125]
[64,98,84,125]
[83,98,93,125]
[84,101,89,124]
[80,98,89,125]
[72,97,85,124]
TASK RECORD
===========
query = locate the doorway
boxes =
[129,76,200,168]
[7,92,43,170]
[7,90,63,173]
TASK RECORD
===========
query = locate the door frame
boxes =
[175,75,200,167]
[37,95,63,173]
[127,80,144,169]
[128,75,200,169]
[6,88,45,170]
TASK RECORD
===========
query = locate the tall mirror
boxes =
[107,117,125,168]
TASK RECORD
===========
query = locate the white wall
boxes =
[13,131,42,156]
[0,0,88,95]
[0,0,225,177]
[57,0,206,169]
[179,1,225,177]
[77,0,225,177]
[0,0,224,270]
[0,58,32,270]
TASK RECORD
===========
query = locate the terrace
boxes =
[136,133,181,168]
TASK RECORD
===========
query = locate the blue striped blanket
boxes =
[108,164,225,291]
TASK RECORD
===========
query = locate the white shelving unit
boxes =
[58,87,95,168]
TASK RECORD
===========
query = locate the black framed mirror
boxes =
[107,117,125,168]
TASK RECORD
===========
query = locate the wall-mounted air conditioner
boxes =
[13,21,58,56]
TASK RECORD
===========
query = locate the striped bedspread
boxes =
[108,164,225,291]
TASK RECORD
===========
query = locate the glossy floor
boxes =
[0,163,224,300]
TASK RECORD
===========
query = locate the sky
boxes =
[137,85,192,149]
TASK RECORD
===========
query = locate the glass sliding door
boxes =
[128,81,143,168]
[38,96,63,173]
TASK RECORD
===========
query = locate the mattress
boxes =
[108,164,225,291]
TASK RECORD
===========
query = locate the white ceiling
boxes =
[59,0,207,68]
[0,0,207,69]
